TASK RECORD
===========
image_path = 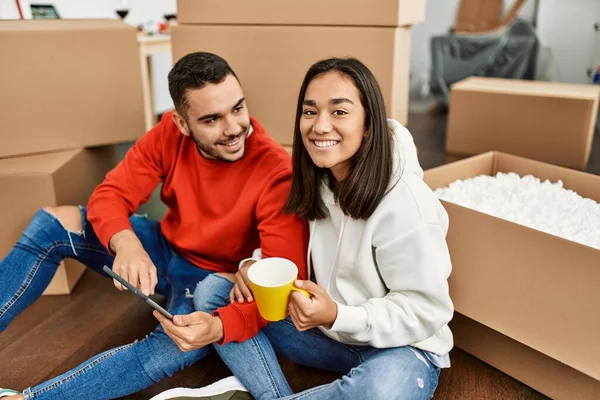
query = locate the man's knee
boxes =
[193,274,234,313]
[43,205,82,233]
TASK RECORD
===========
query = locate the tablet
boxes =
[103,265,173,320]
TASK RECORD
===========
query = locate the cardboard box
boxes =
[454,0,503,33]
[172,25,411,145]
[446,77,600,170]
[0,147,119,295]
[424,151,600,399]
[0,20,145,158]
[177,0,425,27]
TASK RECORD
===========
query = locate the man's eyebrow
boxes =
[232,97,245,110]
[197,97,246,121]
[197,112,220,122]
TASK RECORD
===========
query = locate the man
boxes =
[0,52,307,399]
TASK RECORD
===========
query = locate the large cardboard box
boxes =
[0,147,118,295]
[172,25,411,145]
[0,20,145,158]
[446,77,600,170]
[424,151,600,399]
[177,0,425,27]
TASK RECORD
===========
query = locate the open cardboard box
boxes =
[424,151,600,399]
[446,77,600,170]
[0,147,118,295]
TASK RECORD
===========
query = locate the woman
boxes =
[185,57,454,400]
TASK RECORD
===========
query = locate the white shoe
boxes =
[0,389,18,398]
[150,376,250,400]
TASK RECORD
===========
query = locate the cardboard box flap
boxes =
[452,77,600,100]
[424,152,495,190]
[0,19,131,32]
[177,0,425,27]
[0,149,80,176]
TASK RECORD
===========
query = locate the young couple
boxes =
[0,51,453,400]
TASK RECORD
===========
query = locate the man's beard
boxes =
[189,125,249,162]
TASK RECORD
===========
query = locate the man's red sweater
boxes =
[88,112,308,343]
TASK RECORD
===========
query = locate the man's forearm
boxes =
[109,229,142,253]
[211,315,224,343]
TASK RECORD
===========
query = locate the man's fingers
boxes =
[113,277,123,291]
[139,267,151,295]
[154,311,188,344]
[148,265,158,296]
[126,266,139,292]
[229,288,236,304]
[112,267,125,291]
[175,311,210,327]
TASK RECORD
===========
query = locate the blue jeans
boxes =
[0,207,223,399]
[195,275,441,400]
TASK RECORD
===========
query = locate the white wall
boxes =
[0,0,175,113]
[411,0,598,87]
[536,0,600,84]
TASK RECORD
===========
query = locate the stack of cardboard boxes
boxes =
[424,77,600,398]
[172,0,426,148]
[0,20,145,295]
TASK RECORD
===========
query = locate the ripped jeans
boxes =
[0,207,221,399]
[195,275,441,400]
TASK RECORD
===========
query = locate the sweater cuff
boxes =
[213,305,245,345]
[97,218,133,253]
[327,303,368,335]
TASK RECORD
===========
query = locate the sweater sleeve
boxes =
[87,121,164,251]
[214,168,309,345]
[327,223,454,348]
[256,169,309,279]
[213,301,268,345]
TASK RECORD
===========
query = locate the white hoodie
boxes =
[310,119,454,356]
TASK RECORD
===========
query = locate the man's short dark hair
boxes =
[168,52,238,114]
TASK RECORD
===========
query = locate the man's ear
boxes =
[172,111,190,136]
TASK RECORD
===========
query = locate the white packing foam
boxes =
[434,172,600,250]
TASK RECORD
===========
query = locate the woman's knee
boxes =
[340,347,437,400]
[193,273,234,313]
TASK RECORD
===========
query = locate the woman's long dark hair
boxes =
[284,57,395,220]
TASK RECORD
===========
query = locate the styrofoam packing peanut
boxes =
[434,172,600,250]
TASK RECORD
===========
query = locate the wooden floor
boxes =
[4,108,598,399]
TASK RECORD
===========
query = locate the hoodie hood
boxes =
[388,118,423,185]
